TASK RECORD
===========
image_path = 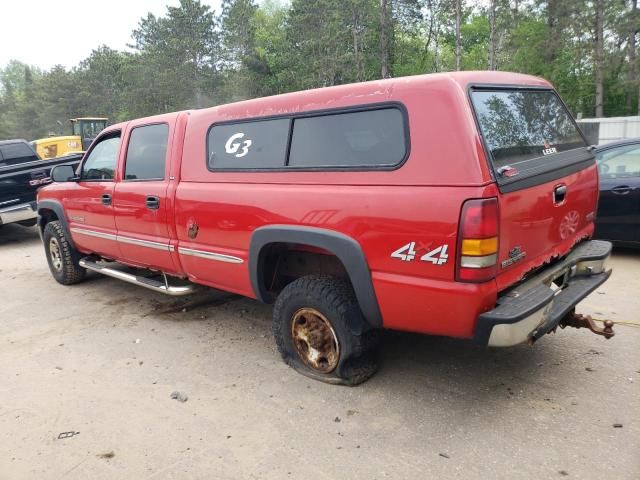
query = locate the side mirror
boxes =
[51,164,79,182]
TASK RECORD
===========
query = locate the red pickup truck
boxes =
[38,72,613,385]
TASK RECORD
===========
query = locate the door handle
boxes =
[146,195,160,210]
[611,185,632,195]
[101,193,112,206]
[553,184,567,203]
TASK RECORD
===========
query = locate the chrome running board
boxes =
[79,258,195,296]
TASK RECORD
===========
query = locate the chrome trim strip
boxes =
[117,235,173,252]
[70,228,241,261]
[70,227,173,251]
[0,198,20,207]
[178,247,244,264]
[70,227,117,241]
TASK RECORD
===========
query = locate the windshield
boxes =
[72,120,107,138]
[471,89,586,169]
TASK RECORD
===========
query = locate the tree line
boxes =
[0,0,638,141]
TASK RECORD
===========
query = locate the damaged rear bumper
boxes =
[474,240,612,347]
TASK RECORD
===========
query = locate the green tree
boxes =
[1,0,639,141]
[15,66,41,139]
[219,0,259,66]
[76,46,128,122]
[131,0,220,109]
[250,1,294,96]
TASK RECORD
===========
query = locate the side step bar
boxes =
[79,258,195,296]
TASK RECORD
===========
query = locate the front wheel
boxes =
[272,275,379,385]
[43,221,86,285]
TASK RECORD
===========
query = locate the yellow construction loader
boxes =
[31,117,108,159]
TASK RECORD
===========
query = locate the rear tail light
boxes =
[456,198,499,283]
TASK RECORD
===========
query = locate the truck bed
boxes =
[0,154,82,226]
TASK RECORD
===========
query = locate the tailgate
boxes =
[496,161,598,290]
[470,87,598,291]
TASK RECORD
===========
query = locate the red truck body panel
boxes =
[495,168,598,292]
[39,71,599,340]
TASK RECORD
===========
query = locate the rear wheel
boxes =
[43,221,86,285]
[273,275,379,385]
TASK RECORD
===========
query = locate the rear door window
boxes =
[288,108,406,168]
[471,89,586,169]
[124,123,169,181]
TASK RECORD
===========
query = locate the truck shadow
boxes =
[84,271,241,318]
[152,285,566,409]
[81,270,585,419]
[371,328,584,422]
[612,246,640,258]
[379,329,552,384]
[0,224,41,247]
[142,290,241,316]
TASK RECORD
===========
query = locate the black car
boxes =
[0,140,82,228]
[594,138,640,247]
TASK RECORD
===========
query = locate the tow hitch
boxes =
[559,312,615,339]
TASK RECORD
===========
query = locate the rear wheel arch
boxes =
[249,225,383,329]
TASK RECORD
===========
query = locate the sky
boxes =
[0,0,223,70]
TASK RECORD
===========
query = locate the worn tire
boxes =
[273,274,380,386]
[43,220,86,285]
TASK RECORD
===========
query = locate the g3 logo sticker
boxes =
[225,132,252,158]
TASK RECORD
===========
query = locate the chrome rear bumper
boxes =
[474,240,612,347]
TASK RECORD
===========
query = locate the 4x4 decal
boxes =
[391,242,449,265]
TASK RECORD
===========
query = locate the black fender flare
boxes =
[249,225,383,329]
[37,200,75,249]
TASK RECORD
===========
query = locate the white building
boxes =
[577,116,640,145]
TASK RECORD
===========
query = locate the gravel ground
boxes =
[1,224,638,480]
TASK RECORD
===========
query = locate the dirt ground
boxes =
[0,224,638,480]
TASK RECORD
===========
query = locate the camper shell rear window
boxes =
[470,88,587,170]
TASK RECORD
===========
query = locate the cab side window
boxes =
[124,124,169,181]
[81,134,120,181]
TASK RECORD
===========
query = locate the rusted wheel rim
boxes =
[290,307,340,373]
[49,238,62,271]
